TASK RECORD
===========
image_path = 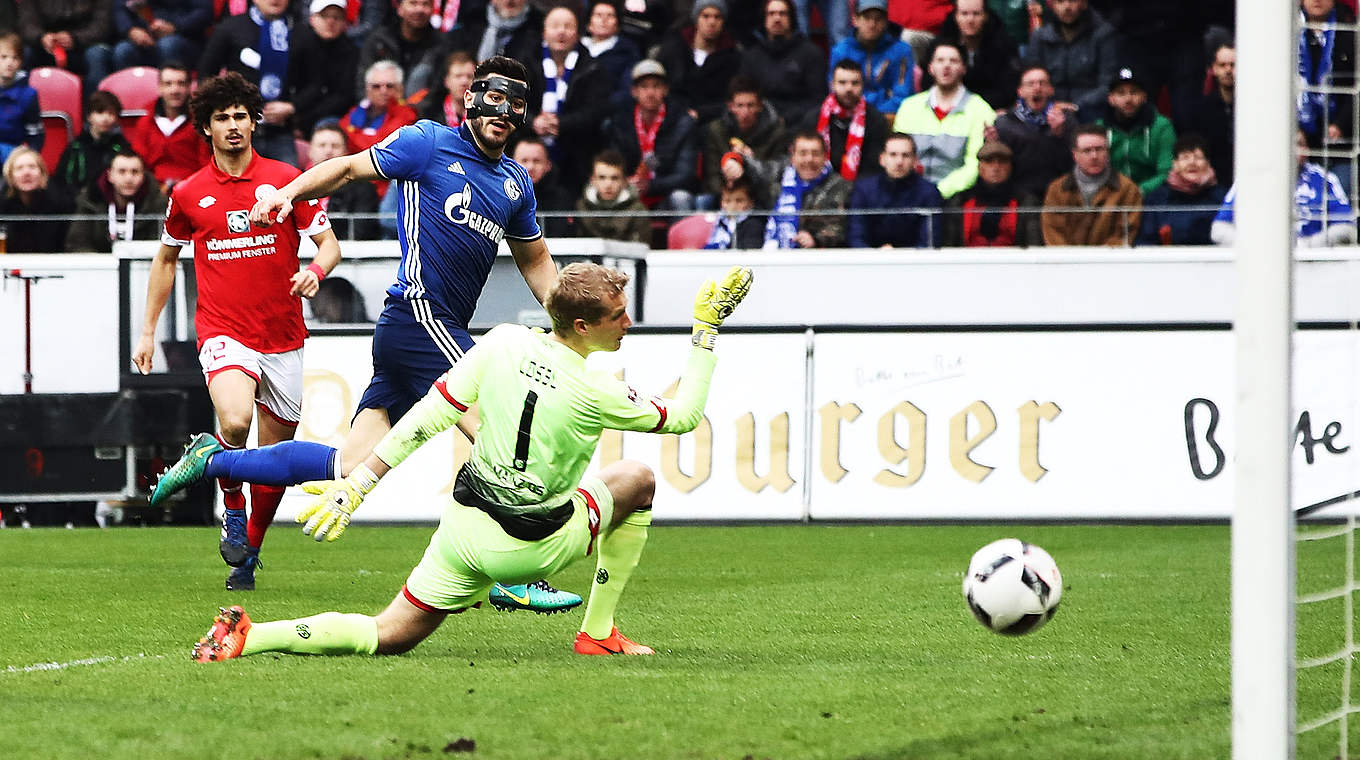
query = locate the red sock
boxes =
[215,435,246,513]
[218,478,245,512]
[247,484,285,548]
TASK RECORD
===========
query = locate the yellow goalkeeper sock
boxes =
[241,612,379,656]
[580,508,651,640]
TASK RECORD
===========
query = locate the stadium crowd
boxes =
[0,0,1354,251]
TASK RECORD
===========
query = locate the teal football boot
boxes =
[489,580,582,614]
[151,432,221,507]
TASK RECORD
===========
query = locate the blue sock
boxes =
[203,441,338,486]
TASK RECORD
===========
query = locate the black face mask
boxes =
[467,76,529,129]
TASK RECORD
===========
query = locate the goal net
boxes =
[1292,2,1360,756]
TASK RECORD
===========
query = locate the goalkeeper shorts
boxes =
[402,476,614,612]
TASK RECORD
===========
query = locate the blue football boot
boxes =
[226,548,260,591]
[219,506,249,567]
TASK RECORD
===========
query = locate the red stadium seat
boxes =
[100,66,160,134]
[667,213,716,249]
[29,67,83,173]
[99,66,160,113]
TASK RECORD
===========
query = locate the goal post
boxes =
[1232,0,1298,756]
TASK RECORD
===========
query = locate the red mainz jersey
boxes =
[163,151,330,353]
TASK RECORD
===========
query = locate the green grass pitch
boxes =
[1,522,1353,759]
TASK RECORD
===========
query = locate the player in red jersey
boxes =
[133,72,342,591]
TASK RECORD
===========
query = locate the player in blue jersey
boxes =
[1211,128,1357,247]
[152,56,578,612]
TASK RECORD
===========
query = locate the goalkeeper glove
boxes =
[296,464,380,542]
[692,265,754,350]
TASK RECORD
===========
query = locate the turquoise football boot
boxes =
[489,580,582,614]
[150,432,221,507]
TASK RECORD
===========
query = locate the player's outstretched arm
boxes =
[132,243,184,374]
[691,265,754,350]
[250,152,382,227]
[662,265,754,430]
[600,267,755,436]
[508,237,559,306]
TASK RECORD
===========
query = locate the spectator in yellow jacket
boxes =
[892,40,996,198]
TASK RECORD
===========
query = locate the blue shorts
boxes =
[356,297,474,424]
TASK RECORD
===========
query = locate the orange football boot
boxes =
[573,627,654,655]
[192,605,252,662]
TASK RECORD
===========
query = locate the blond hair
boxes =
[3,146,47,198]
[0,32,21,57]
[545,262,630,335]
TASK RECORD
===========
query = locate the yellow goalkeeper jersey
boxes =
[375,324,716,514]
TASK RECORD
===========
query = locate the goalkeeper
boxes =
[192,263,754,660]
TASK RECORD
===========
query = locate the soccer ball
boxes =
[962,538,1063,636]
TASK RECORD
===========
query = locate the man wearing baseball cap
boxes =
[655,0,742,125]
[1096,66,1176,195]
[944,138,1042,247]
[290,0,360,134]
[827,0,917,117]
[602,59,700,212]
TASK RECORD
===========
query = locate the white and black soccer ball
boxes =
[962,538,1063,636]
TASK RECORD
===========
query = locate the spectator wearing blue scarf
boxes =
[198,0,298,165]
[1299,0,1356,146]
[705,178,767,250]
[525,6,616,193]
[993,64,1075,199]
[763,130,851,249]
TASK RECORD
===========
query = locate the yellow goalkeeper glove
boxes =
[296,464,380,542]
[692,265,754,350]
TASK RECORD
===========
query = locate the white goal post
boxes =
[1232,0,1298,756]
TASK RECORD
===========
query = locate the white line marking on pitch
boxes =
[3,653,167,674]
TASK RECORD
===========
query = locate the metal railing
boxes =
[0,202,1280,250]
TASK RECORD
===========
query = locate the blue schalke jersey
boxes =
[371,120,542,327]
[1216,162,1354,239]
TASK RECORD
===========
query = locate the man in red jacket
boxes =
[129,62,210,191]
[340,60,418,154]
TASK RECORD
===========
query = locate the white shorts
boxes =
[198,335,303,425]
